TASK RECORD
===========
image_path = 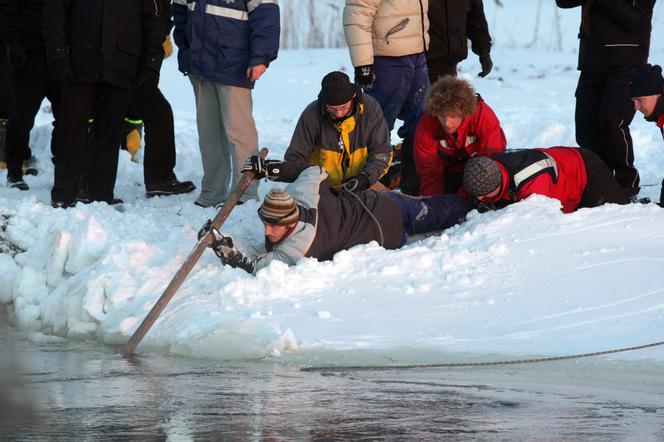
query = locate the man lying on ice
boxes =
[198,166,472,274]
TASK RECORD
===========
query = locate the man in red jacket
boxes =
[414,76,506,196]
[462,147,630,213]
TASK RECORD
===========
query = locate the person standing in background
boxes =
[44,0,164,207]
[343,0,430,196]
[1,0,61,191]
[556,0,655,201]
[426,0,493,82]
[173,0,280,208]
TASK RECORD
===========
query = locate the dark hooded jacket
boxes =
[426,0,492,65]
[556,0,655,74]
[43,0,165,90]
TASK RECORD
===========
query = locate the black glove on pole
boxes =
[241,155,283,180]
[121,148,269,356]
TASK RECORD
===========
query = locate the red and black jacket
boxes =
[478,147,588,214]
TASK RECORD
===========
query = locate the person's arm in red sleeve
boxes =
[414,114,445,195]
[474,100,507,157]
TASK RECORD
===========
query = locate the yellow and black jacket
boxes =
[282,92,392,188]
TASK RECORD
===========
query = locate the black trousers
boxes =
[5,51,61,179]
[574,69,639,194]
[126,87,177,185]
[0,50,10,119]
[427,60,458,83]
[578,148,630,208]
[53,82,129,204]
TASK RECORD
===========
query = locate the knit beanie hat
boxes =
[320,71,354,106]
[630,64,664,98]
[258,188,300,225]
[463,157,502,197]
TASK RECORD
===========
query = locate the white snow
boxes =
[1,1,664,364]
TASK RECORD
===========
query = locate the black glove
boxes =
[354,65,375,90]
[241,155,283,180]
[218,248,255,274]
[478,54,493,78]
[197,219,234,253]
[7,43,27,71]
[341,172,371,193]
[49,59,73,85]
[473,198,496,213]
[134,68,160,94]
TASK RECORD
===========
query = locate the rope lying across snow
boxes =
[300,340,664,372]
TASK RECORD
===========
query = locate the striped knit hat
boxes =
[258,188,300,225]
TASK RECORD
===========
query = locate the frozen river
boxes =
[2,326,663,441]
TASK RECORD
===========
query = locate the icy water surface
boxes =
[2,328,663,441]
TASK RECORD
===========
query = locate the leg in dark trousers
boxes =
[389,193,472,245]
[367,54,429,196]
[427,60,458,83]
[601,68,639,195]
[53,82,128,204]
[0,50,11,119]
[87,84,130,203]
[126,87,177,185]
[575,72,609,166]
[578,148,630,208]
[5,52,61,181]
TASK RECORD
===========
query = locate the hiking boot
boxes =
[51,200,75,209]
[76,188,91,204]
[7,175,29,191]
[146,179,196,198]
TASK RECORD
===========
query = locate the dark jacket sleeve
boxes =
[140,0,165,73]
[593,0,654,31]
[172,0,188,49]
[282,102,321,182]
[467,0,492,57]
[43,0,71,65]
[247,2,280,67]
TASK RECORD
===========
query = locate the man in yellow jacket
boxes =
[244,71,392,193]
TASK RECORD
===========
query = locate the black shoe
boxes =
[51,200,75,209]
[7,176,29,191]
[76,188,91,204]
[146,179,196,198]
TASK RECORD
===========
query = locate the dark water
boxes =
[2,328,663,441]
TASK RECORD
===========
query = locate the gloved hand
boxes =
[341,172,371,193]
[473,198,496,213]
[478,54,493,78]
[134,68,160,94]
[241,155,283,180]
[7,43,27,71]
[49,59,73,85]
[197,219,234,252]
[218,248,255,274]
[162,35,174,59]
[354,65,375,90]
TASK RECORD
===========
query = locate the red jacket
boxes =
[414,97,506,195]
[481,147,588,213]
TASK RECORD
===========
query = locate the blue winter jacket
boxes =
[173,0,280,89]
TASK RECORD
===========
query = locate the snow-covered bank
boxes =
[1,188,663,363]
[2,3,664,364]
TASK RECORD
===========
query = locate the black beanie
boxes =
[321,71,354,106]
[630,64,664,98]
[463,157,502,197]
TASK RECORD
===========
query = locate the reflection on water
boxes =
[1,327,663,441]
